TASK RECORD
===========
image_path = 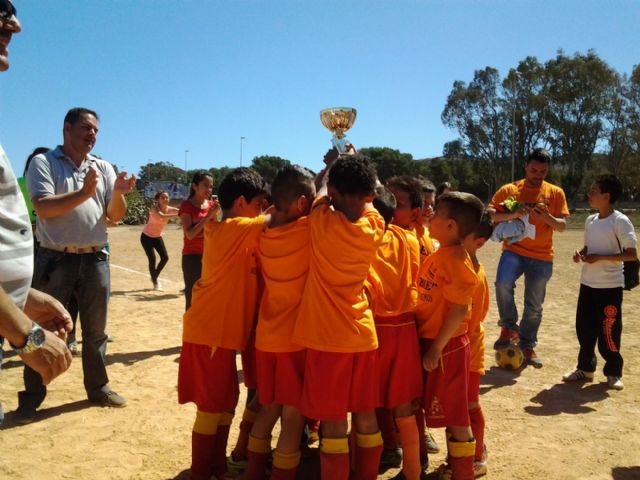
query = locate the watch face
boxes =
[32,327,46,347]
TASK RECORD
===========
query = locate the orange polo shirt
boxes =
[182,215,265,350]
[415,245,478,340]
[293,197,385,353]
[411,223,437,264]
[367,224,420,318]
[489,180,569,262]
[256,216,309,353]
[468,263,490,375]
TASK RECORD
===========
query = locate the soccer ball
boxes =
[495,345,524,370]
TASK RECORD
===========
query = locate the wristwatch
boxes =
[11,323,46,355]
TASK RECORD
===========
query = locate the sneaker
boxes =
[14,405,36,425]
[227,453,248,472]
[153,281,162,291]
[523,348,543,368]
[493,327,519,349]
[68,341,82,357]
[562,369,594,382]
[426,428,440,453]
[379,447,402,472]
[88,388,127,408]
[107,335,114,343]
[474,459,488,477]
[435,463,452,480]
[607,376,624,390]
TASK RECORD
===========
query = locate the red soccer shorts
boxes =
[178,342,239,412]
[375,314,423,409]
[467,371,481,404]
[421,335,471,428]
[301,349,379,421]
[256,349,306,408]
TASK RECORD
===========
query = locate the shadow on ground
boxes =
[479,365,520,394]
[0,399,93,430]
[612,466,640,479]
[524,381,610,416]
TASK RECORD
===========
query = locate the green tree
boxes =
[250,156,291,184]
[359,147,414,183]
[139,161,185,184]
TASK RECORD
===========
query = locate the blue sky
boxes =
[1,1,638,178]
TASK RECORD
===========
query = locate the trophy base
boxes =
[332,136,350,154]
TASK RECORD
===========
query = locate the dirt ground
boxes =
[1,225,639,480]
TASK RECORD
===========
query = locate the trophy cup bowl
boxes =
[320,107,357,153]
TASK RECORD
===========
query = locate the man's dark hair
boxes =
[472,212,494,240]
[417,176,436,193]
[64,107,99,125]
[526,148,551,165]
[328,154,377,197]
[187,171,213,199]
[24,146,49,176]
[595,174,623,204]
[0,0,16,18]
[271,164,315,212]
[218,167,267,210]
[386,176,424,210]
[437,191,484,239]
[373,186,397,225]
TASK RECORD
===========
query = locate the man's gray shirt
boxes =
[26,146,116,248]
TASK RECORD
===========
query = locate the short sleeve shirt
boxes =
[179,199,214,255]
[26,146,116,248]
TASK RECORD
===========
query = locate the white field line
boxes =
[111,263,178,284]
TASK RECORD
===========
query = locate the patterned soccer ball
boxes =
[495,345,524,370]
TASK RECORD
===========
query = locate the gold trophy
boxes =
[320,107,357,154]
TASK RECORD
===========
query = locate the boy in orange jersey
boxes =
[292,154,385,480]
[418,177,436,227]
[177,167,268,480]
[367,188,423,480]
[415,192,484,480]
[242,165,316,480]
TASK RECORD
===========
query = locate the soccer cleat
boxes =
[474,459,488,477]
[493,327,519,349]
[607,376,624,390]
[523,348,543,368]
[562,369,594,382]
[378,447,402,472]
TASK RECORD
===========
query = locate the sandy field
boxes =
[1,225,639,480]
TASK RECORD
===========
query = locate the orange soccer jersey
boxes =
[367,224,420,318]
[293,197,385,353]
[182,215,265,350]
[256,216,310,353]
[468,263,490,375]
[415,245,478,339]
[411,223,436,264]
[489,180,569,261]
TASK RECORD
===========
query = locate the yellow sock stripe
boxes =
[193,411,221,435]
[220,411,234,426]
[242,408,258,423]
[272,450,301,470]
[320,437,349,454]
[447,438,476,458]
[248,435,272,454]
[356,431,384,448]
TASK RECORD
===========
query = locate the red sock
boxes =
[232,408,257,461]
[396,415,421,480]
[244,435,271,480]
[354,432,384,480]
[320,437,350,480]
[469,407,485,462]
[415,407,427,465]
[376,408,398,450]
[212,413,233,478]
[191,432,216,480]
[448,438,476,480]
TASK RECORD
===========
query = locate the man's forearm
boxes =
[546,215,567,232]
[33,191,90,219]
[106,193,127,222]
[0,287,33,347]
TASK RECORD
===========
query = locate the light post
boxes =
[240,136,246,166]
[184,149,189,183]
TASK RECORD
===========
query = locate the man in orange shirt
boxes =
[177,168,268,480]
[243,165,316,480]
[415,191,483,480]
[487,148,569,367]
[368,188,423,480]
[293,154,385,480]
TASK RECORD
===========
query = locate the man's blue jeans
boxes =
[495,250,553,349]
[19,248,111,409]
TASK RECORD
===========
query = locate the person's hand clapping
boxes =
[114,171,136,195]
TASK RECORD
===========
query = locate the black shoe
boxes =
[88,388,127,408]
[379,447,402,472]
[14,405,36,425]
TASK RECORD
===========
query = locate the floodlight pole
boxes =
[240,136,246,167]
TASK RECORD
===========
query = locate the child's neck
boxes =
[222,208,251,221]
[269,210,299,228]
[469,252,480,269]
[438,238,462,248]
[597,204,614,219]
[336,204,365,223]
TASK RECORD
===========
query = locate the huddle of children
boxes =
[177,152,495,480]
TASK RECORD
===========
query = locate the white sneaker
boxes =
[562,369,594,382]
[153,281,162,291]
[474,459,488,478]
[607,376,624,390]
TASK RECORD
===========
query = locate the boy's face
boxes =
[587,182,610,209]
[389,187,419,229]
[421,191,435,224]
[428,203,459,244]
[236,194,266,218]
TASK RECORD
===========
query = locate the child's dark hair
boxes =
[417,176,436,194]
[594,174,622,204]
[526,148,551,164]
[328,154,377,197]
[373,186,397,225]
[154,190,168,201]
[436,192,484,239]
[472,212,494,240]
[271,164,315,212]
[188,171,213,199]
[436,181,453,198]
[24,146,50,176]
[218,167,267,210]
[386,176,424,210]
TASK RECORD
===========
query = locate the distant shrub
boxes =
[122,189,153,225]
